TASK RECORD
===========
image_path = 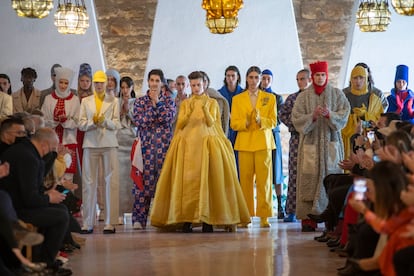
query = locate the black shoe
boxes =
[202,223,213,233]
[307,213,326,223]
[71,241,81,249]
[60,244,74,253]
[80,228,93,234]
[182,222,192,233]
[301,224,315,232]
[103,227,116,234]
[45,267,73,276]
[316,235,331,242]
[327,238,340,248]
[314,230,327,241]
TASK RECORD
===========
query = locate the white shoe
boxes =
[133,222,143,230]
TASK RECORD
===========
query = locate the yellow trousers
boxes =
[238,150,273,218]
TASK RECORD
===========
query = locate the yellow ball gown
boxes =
[150,94,250,228]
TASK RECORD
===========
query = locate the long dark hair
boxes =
[366,161,407,218]
[223,65,241,87]
[0,74,12,95]
[244,66,261,90]
[120,76,135,98]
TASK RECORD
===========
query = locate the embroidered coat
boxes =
[292,84,350,219]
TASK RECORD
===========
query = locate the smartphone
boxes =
[62,189,70,195]
[353,178,367,200]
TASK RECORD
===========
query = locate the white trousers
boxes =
[82,147,119,228]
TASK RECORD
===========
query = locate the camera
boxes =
[361,120,373,129]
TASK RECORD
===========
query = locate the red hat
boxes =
[310,61,328,75]
[310,61,328,95]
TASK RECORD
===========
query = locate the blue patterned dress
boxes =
[278,91,301,214]
[131,92,176,228]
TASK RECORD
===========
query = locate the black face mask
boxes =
[14,136,28,144]
[43,151,58,177]
[43,151,58,163]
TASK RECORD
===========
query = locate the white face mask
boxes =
[170,89,178,99]
[63,153,72,168]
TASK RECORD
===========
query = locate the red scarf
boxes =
[52,91,74,143]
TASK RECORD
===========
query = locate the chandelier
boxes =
[391,0,414,15]
[356,0,392,32]
[201,0,244,34]
[54,0,90,35]
[11,0,54,19]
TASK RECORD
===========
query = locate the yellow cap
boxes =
[93,70,107,82]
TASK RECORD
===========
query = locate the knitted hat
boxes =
[310,61,329,94]
[262,69,273,77]
[79,63,92,79]
[93,70,107,83]
[351,65,368,95]
[395,65,409,85]
[51,64,62,76]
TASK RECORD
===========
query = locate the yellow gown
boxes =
[150,94,250,227]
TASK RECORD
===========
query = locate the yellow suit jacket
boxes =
[230,90,276,152]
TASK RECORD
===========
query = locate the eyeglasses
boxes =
[6,130,27,136]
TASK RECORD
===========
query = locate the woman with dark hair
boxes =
[117,76,136,218]
[131,69,175,230]
[347,161,414,276]
[0,74,13,121]
[218,65,243,144]
[230,66,277,227]
[0,74,12,95]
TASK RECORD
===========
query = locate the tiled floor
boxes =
[67,221,344,276]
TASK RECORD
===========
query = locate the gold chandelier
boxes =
[11,0,54,19]
[356,0,392,32]
[54,0,90,35]
[201,0,244,34]
[391,0,414,15]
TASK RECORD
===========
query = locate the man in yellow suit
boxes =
[230,66,276,227]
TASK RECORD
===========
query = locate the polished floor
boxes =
[67,221,344,276]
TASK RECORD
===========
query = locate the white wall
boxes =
[0,0,105,92]
[144,0,303,95]
[341,6,414,93]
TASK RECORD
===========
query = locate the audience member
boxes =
[0,127,71,275]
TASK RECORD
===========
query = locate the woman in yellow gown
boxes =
[150,71,250,232]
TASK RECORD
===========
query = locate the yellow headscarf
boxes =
[351,66,368,96]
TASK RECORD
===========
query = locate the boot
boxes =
[277,195,285,219]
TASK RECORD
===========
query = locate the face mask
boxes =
[63,153,72,168]
[170,89,178,99]
[14,136,28,144]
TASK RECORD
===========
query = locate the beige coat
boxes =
[12,87,41,113]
